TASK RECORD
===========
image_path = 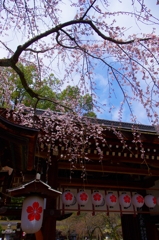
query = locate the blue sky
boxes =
[94,61,150,124]
[91,0,159,124]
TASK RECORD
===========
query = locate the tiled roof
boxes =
[35,109,156,133]
[89,118,156,133]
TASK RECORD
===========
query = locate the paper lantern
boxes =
[77,191,89,206]
[62,191,76,206]
[119,193,131,208]
[91,192,104,206]
[21,195,44,234]
[144,195,156,208]
[132,194,144,208]
[105,193,118,207]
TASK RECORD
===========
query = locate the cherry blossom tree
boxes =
[0,0,159,168]
[0,0,159,123]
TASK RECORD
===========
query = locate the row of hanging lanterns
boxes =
[62,191,158,209]
[18,190,157,234]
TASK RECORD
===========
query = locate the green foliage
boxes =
[10,196,24,204]
[58,86,96,117]
[7,64,59,109]
[2,64,96,117]
[0,224,2,234]
[2,197,24,220]
[9,64,38,105]
[83,111,96,118]
[56,212,122,240]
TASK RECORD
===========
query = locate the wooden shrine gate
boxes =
[0,108,159,239]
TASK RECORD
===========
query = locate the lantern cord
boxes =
[35,141,42,177]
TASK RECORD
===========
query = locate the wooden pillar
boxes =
[121,213,159,240]
[42,199,57,240]
[35,230,43,240]
[146,222,159,240]
[41,155,59,240]
[121,214,141,240]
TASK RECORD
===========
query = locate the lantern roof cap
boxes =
[7,177,62,198]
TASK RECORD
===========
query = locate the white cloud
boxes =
[108,0,159,36]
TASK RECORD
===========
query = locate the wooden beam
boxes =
[57,177,149,190]
[58,162,159,176]
[36,152,159,168]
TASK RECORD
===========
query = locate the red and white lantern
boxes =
[91,192,104,206]
[132,194,144,208]
[105,193,118,207]
[77,191,89,206]
[21,195,44,234]
[119,193,131,208]
[62,191,76,206]
[144,195,156,208]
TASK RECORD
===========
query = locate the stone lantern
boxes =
[2,223,15,240]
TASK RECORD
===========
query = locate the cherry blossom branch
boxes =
[111,68,135,120]
[116,44,158,88]
[80,0,97,20]
[139,42,159,65]
[0,5,154,112]
[0,19,152,67]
